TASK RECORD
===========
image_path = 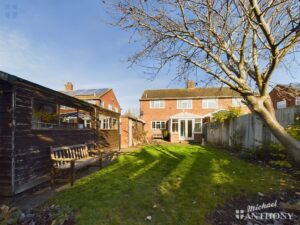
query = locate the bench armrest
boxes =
[51,158,75,162]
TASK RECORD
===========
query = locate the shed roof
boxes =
[0,71,118,116]
[140,87,241,100]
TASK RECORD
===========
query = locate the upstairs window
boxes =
[108,104,112,110]
[277,100,286,109]
[177,100,192,109]
[202,99,218,109]
[150,100,165,109]
[114,107,119,113]
[232,98,244,107]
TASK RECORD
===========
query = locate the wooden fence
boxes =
[204,105,300,149]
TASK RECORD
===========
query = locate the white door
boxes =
[179,119,194,140]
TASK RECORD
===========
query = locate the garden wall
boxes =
[205,105,300,149]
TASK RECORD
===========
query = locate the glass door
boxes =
[179,119,194,140]
[180,120,186,138]
[187,120,193,138]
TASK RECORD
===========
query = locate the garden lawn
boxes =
[49,144,297,225]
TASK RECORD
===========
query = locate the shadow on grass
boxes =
[49,144,292,225]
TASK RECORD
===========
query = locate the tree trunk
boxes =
[251,99,300,164]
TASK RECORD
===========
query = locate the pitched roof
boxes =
[280,83,300,91]
[62,88,110,97]
[140,87,241,100]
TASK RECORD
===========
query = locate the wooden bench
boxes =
[50,143,103,186]
[152,133,163,139]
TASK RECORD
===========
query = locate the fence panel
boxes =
[206,105,300,148]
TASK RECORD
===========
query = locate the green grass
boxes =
[49,144,297,225]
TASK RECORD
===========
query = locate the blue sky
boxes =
[0,0,299,112]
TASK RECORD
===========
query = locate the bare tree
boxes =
[106,0,300,163]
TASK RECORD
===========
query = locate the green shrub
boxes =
[163,130,169,140]
[286,125,300,140]
[213,107,241,123]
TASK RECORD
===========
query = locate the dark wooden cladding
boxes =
[96,130,120,150]
[0,80,13,196]
[0,71,120,196]
[11,83,95,194]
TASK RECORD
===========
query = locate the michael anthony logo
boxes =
[235,200,295,221]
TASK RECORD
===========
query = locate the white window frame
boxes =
[114,107,119,113]
[277,100,286,109]
[108,104,112,110]
[296,97,300,106]
[150,100,165,109]
[100,101,104,108]
[151,121,166,130]
[232,98,244,107]
[177,99,193,109]
[103,118,109,129]
[202,99,218,109]
[194,119,202,133]
[171,119,178,133]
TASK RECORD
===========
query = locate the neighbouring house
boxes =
[140,80,250,143]
[0,71,120,196]
[62,82,121,113]
[121,116,145,149]
[269,83,300,109]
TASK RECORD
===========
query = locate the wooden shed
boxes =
[0,71,120,196]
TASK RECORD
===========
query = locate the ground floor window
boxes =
[151,121,166,130]
[194,119,202,133]
[103,118,109,129]
[98,116,118,130]
[172,119,178,133]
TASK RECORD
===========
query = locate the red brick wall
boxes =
[269,87,299,109]
[121,117,129,148]
[140,98,250,139]
[121,117,144,149]
[100,90,121,113]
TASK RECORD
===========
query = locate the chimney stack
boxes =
[65,82,73,91]
[187,80,195,89]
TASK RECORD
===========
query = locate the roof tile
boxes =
[140,87,241,100]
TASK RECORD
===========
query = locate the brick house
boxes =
[121,116,145,148]
[140,81,250,143]
[62,82,121,113]
[269,83,300,109]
